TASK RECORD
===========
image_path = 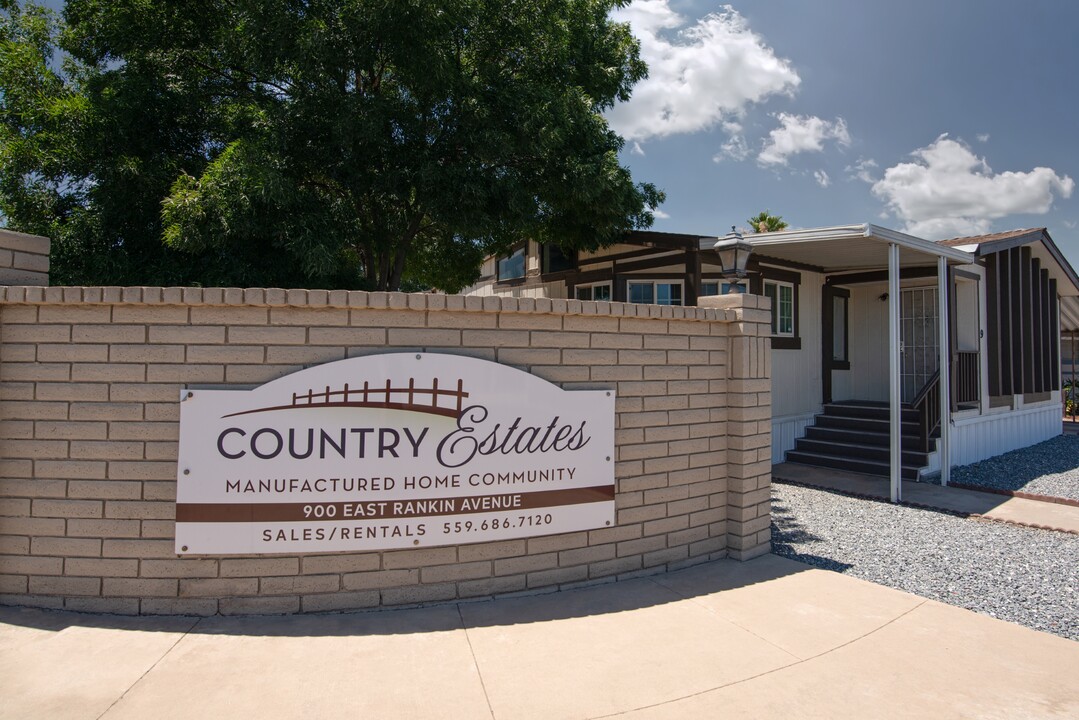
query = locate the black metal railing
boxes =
[911,370,941,453]
[954,351,980,405]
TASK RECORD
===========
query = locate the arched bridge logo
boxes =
[221,378,470,420]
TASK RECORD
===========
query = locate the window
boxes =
[497,247,526,281]
[540,244,575,274]
[763,280,794,336]
[628,280,683,306]
[832,294,848,363]
[701,281,746,296]
[575,282,611,301]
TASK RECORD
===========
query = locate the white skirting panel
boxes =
[771,413,817,464]
[949,403,1062,468]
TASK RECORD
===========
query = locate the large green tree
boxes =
[1,0,663,291]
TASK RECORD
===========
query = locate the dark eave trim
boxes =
[824,266,938,286]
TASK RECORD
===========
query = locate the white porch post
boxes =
[938,256,951,486]
[889,243,902,502]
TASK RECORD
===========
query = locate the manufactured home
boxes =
[464,225,1079,498]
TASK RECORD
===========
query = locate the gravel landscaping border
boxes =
[771,482,1079,641]
[939,434,1079,503]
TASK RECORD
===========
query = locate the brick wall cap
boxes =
[0,285,757,322]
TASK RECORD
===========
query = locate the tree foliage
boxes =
[747,211,787,234]
[0,0,663,291]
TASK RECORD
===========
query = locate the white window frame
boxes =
[627,279,684,306]
[764,279,795,337]
[575,282,612,302]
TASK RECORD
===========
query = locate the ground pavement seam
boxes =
[590,597,930,719]
[456,603,496,720]
[96,616,204,720]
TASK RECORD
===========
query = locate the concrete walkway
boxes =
[2,554,1077,719]
[774,462,1079,534]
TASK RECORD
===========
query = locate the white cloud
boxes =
[630,141,646,156]
[1065,220,1077,229]
[650,207,671,219]
[814,170,831,188]
[713,121,751,162]
[846,157,878,184]
[976,133,990,143]
[871,135,1075,239]
[607,1,800,142]
[757,114,850,167]
[715,137,749,163]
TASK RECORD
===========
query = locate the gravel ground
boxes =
[941,434,1079,502]
[771,482,1079,641]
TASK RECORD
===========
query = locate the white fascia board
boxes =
[863,224,976,264]
[741,224,869,248]
[696,224,869,251]
[698,223,977,266]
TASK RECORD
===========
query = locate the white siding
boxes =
[843,283,890,402]
[772,413,816,463]
[949,402,1061,467]
[771,270,824,418]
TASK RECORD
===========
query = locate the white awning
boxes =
[699,223,975,273]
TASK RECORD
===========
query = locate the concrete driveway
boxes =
[2,554,1077,719]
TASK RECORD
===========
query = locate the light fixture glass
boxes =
[713,226,753,290]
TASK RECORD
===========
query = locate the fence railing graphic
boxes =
[222,378,469,419]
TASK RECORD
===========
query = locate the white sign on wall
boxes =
[175,353,616,555]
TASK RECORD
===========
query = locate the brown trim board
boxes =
[177,486,616,523]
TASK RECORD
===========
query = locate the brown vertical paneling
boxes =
[1020,247,1034,394]
[1031,258,1044,392]
[684,248,700,307]
[1050,278,1060,391]
[986,253,1001,396]
[1004,248,1018,394]
[1044,269,1053,390]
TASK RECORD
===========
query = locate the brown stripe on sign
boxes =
[176,485,615,523]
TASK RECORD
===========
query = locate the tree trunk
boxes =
[387,214,423,291]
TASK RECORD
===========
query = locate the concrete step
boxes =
[784,450,922,480]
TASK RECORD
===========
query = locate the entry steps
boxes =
[785,401,931,480]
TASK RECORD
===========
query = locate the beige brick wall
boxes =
[0,286,770,615]
[0,231,50,286]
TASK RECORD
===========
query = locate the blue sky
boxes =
[608,0,1079,264]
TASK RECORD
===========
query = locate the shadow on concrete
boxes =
[0,554,816,637]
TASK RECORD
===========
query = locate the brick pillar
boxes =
[0,229,50,286]
[700,293,772,560]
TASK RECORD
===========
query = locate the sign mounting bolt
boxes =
[181,546,188,552]
[183,469,190,475]
[416,354,422,360]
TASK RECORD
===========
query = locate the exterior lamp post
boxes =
[714,226,753,293]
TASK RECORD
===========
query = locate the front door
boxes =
[901,287,939,402]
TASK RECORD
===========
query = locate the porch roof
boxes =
[699,223,975,274]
